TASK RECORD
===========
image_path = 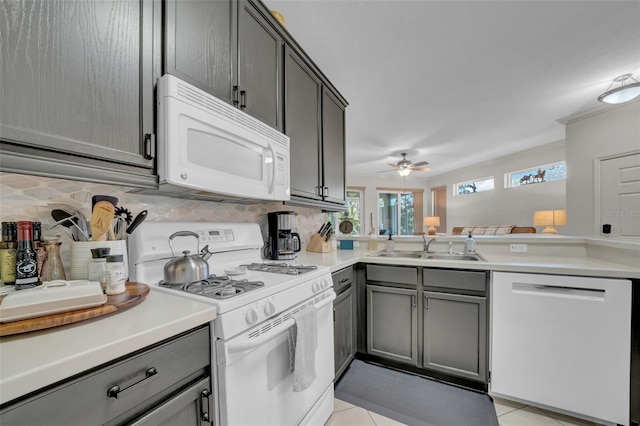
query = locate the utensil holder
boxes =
[71,240,128,280]
[306,234,331,253]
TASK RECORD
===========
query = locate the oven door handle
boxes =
[224,292,336,357]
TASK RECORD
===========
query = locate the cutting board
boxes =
[0,283,149,337]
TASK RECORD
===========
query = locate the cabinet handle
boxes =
[200,389,211,423]
[143,133,155,160]
[107,367,158,399]
[339,278,349,284]
[323,186,329,197]
[240,90,247,110]
[412,294,416,308]
[233,86,239,106]
[424,294,429,310]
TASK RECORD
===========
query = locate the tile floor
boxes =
[325,397,600,426]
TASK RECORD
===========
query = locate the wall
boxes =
[565,101,640,236]
[0,173,327,268]
[345,173,429,234]
[424,140,566,233]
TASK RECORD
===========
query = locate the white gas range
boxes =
[128,221,335,426]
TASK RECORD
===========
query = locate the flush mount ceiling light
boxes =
[597,74,640,104]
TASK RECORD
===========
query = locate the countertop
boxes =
[0,289,217,406]
[297,243,640,279]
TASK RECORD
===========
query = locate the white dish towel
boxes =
[287,305,318,392]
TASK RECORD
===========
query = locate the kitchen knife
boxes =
[319,222,329,237]
[126,210,148,235]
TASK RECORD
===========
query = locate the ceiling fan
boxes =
[382,153,431,176]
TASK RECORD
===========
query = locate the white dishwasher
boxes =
[490,272,631,426]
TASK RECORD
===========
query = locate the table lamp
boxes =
[533,210,566,234]
[424,216,440,236]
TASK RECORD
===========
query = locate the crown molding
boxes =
[556,98,640,126]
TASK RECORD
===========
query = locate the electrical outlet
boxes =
[510,244,528,253]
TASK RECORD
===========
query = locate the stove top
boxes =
[159,275,265,300]
[240,262,318,275]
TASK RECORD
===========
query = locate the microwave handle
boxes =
[267,144,276,195]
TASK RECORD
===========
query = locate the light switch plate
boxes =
[510,243,528,253]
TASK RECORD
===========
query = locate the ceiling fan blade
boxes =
[413,161,429,167]
[386,163,400,168]
[415,167,432,172]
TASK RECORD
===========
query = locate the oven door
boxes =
[216,290,335,425]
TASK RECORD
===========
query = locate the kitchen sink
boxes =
[368,251,486,261]
[370,251,424,258]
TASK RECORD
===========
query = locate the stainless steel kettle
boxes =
[163,231,209,284]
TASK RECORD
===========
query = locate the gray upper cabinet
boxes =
[284,45,348,209]
[166,0,283,131]
[0,0,157,188]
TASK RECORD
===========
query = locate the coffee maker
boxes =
[266,211,301,260]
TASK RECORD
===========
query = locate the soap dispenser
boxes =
[465,231,476,254]
[385,233,395,252]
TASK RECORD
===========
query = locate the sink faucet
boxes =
[423,236,436,253]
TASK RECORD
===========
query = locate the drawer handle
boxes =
[107,367,158,399]
[339,278,349,284]
[201,389,211,422]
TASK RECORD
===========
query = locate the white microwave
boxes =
[150,74,290,202]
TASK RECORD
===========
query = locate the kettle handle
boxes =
[292,232,301,253]
[168,231,200,258]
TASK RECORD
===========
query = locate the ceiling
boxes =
[264,0,640,177]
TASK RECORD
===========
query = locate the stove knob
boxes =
[321,279,329,289]
[264,301,276,316]
[312,281,320,293]
[246,308,259,325]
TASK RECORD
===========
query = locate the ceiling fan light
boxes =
[397,168,411,177]
[597,74,640,104]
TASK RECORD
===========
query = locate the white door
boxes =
[599,152,640,237]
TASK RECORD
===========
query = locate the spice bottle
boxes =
[88,247,110,291]
[15,221,41,290]
[41,237,66,282]
[32,222,46,278]
[104,254,126,295]
[0,222,17,285]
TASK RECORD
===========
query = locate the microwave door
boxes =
[164,100,275,199]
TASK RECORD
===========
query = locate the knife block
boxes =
[306,233,331,253]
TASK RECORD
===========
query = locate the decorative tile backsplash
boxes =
[0,173,328,270]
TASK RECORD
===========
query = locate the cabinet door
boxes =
[367,285,418,365]
[334,288,355,380]
[423,291,487,382]
[0,0,155,182]
[284,46,322,200]
[129,377,213,426]
[165,0,236,105]
[238,0,283,131]
[322,88,346,204]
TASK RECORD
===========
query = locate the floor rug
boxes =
[334,359,499,426]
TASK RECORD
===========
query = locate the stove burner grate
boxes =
[240,262,318,275]
[159,275,265,300]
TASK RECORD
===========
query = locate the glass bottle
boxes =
[41,237,66,282]
[0,222,17,285]
[15,221,41,290]
[32,222,46,279]
[88,247,110,290]
[104,254,126,295]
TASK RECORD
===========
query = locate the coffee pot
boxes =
[266,211,301,260]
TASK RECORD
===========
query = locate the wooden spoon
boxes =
[90,201,115,241]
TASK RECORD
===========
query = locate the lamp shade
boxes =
[598,74,640,104]
[423,216,440,235]
[533,210,566,233]
[397,168,411,177]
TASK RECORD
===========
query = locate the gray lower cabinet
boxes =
[333,266,356,379]
[165,0,283,131]
[0,0,157,188]
[366,285,418,366]
[0,326,213,426]
[423,268,488,383]
[423,291,487,382]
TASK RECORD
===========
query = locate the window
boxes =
[338,189,364,235]
[506,161,566,187]
[454,177,494,196]
[377,189,424,236]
